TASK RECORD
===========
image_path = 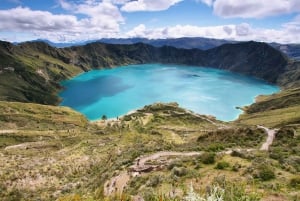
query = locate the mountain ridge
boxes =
[25,37,300,60]
[0,40,297,105]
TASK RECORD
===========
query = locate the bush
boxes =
[199,152,215,164]
[146,175,162,187]
[212,176,261,201]
[283,156,300,172]
[231,163,241,172]
[171,167,188,177]
[231,150,254,159]
[290,177,300,189]
[207,143,224,152]
[167,159,183,170]
[215,161,230,170]
[257,167,275,181]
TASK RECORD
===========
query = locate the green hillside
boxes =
[1,40,298,105]
[0,40,299,200]
[0,101,299,200]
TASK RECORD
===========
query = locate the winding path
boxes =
[133,151,202,169]
[104,125,279,196]
[104,151,203,196]
[257,125,278,151]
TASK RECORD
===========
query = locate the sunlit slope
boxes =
[0,101,299,200]
[237,88,300,127]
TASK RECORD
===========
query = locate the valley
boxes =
[0,40,299,200]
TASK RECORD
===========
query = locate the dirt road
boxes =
[258,125,277,151]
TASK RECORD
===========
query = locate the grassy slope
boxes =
[0,102,299,200]
[0,41,84,104]
[0,40,299,200]
[237,88,300,127]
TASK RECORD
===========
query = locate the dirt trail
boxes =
[0,129,18,134]
[132,151,202,169]
[104,125,279,196]
[257,125,278,151]
[104,151,202,196]
[104,171,130,196]
[185,110,230,129]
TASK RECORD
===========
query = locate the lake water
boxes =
[59,64,279,121]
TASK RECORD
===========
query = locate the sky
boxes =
[0,0,300,43]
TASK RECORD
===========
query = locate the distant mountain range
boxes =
[27,37,300,60]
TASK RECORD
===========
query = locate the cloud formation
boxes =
[125,23,300,44]
[121,0,183,12]
[196,0,213,7]
[212,0,300,18]
[0,1,124,42]
[0,7,78,32]
[0,0,300,43]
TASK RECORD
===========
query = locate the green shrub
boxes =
[290,177,300,189]
[207,143,224,152]
[215,161,230,170]
[231,150,254,159]
[146,175,162,187]
[231,163,241,172]
[127,176,149,194]
[283,156,300,172]
[257,166,275,181]
[171,167,188,177]
[198,152,215,164]
[167,159,183,170]
[212,176,261,201]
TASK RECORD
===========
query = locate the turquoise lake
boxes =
[59,64,279,121]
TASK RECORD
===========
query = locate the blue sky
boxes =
[0,0,300,43]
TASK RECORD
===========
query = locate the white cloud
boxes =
[235,23,251,36]
[121,0,183,12]
[111,0,131,4]
[58,0,73,10]
[126,24,147,37]
[223,26,232,35]
[59,0,124,27]
[0,7,78,32]
[213,0,300,18]
[126,24,236,39]
[0,0,125,42]
[196,0,213,7]
[125,23,300,44]
[1,0,300,43]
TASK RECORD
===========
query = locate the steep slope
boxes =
[203,41,288,83]
[277,60,300,88]
[271,43,300,60]
[67,41,289,85]
[0,41,81,104]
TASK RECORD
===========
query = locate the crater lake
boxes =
[59,64,279,121]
